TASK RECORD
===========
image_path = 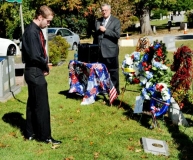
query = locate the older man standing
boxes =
[94,3,121,95]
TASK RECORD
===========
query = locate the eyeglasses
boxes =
[45,19,52,23]
[102,9,109,12]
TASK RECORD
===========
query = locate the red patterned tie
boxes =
[39,31,47,58]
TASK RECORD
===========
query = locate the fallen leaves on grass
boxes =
[94,152,99,159]
[68,118,74,123]
[90,141,94,145]
[9,132,17,137]
[51,144,60,149]
[120,117,127,121]
[73,136,78,141]
[0,143,9,148]
[135,149,142,152]
[76,108,81,113]
[129,138,133,141]
[141,155,148,159]
[127,145,135,151]
[59,105,63,109]
[64,156,74,160]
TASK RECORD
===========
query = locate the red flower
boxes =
[144,67,149,71]
[142,62,147,66]
[157,48,163,57]
[133,78,140,84]
[145,48,150,53]
[156,84,164,92]
[157,52,162,57]
[179,103,184,109]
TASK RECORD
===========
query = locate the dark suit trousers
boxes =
[24,67,51,140]
[98,55,120,94]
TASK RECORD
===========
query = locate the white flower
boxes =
[125,54,133,65]
[145,82,153,89]
[139,76,147,85]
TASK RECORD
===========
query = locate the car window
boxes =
[48,29,56,34]
[57,30,63,36]
[61,29,73,36]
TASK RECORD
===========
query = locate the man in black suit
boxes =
[94,3,121,94]
[22,5,61,144]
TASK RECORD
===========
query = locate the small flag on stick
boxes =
[109,81,118,104]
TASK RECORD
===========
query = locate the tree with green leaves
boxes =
[132,0,167,35]
[170,0,193,13]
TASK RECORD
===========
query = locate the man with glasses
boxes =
[94,3,121,95]
[22,5,62,144]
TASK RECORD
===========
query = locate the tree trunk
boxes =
[140,8,152,35]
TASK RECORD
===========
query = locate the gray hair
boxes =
[101,4,111,10]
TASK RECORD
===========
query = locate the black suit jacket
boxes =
[94,15,121,58]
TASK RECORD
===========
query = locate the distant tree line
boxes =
[0,0,193,39]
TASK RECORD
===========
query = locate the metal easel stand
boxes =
[118,75,129,108]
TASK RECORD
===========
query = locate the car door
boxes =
[60,29,74,48]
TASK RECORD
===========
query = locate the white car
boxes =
[48,27,80,50]
[0,38,21,56]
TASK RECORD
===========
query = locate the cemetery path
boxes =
[80,29,193,44]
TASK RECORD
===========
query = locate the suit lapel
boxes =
[105,16,113,28]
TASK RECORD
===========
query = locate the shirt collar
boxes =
[104,15,111,22]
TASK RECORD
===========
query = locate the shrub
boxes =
[186,11,193,27]
[48,35,70,65]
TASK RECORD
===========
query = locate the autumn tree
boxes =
[84,0,134,34]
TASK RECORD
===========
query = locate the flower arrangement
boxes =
[137,40,172,86]
[170,45,193,108]
[122,39,172,86]
[141,82,171,117]
[121,51,141,84]
[121,38,173,118]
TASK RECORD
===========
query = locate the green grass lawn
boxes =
[0,41,193,160]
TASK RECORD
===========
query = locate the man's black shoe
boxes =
[43,138,62,145]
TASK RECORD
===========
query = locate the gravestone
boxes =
[180,22,187,30]
[168,97,189,126]
[141,137,169,156]
[163,36,176,51]
[146,36,153,44]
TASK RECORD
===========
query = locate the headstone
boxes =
[141,137,169,156]
[163,36,176,51]
[180,22,187,30]
[184,23,187,30]
[153,26,156,33]
[134,96,144,113]
[146,36,153,44]
[162,16,166,20]
[119,39,138,47]
[168,97,189,126]
[135,22,140,28]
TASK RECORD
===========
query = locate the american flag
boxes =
[109,81,118,105]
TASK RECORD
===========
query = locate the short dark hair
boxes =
[34,5,54,19]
